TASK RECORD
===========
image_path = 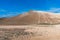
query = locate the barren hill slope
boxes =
[0,10,60,25]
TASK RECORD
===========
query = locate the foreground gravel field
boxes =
[0,25,60,40]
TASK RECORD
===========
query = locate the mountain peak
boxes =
[29,10,51,13]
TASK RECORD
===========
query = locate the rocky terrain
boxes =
[0,25,60,40]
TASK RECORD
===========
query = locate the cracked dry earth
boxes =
[0,25,60,40]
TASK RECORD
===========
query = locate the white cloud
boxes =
[47,8,60,13]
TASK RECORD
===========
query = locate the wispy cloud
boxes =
[0,12,20,18]
[47,8,60,13]
[0,9,6,12]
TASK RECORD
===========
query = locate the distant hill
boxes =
[0,10,60,25]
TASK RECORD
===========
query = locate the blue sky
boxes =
[0,0,60,18]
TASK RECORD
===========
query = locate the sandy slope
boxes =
[0,10,60,25]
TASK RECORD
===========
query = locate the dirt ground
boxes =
[0,25,60,40]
